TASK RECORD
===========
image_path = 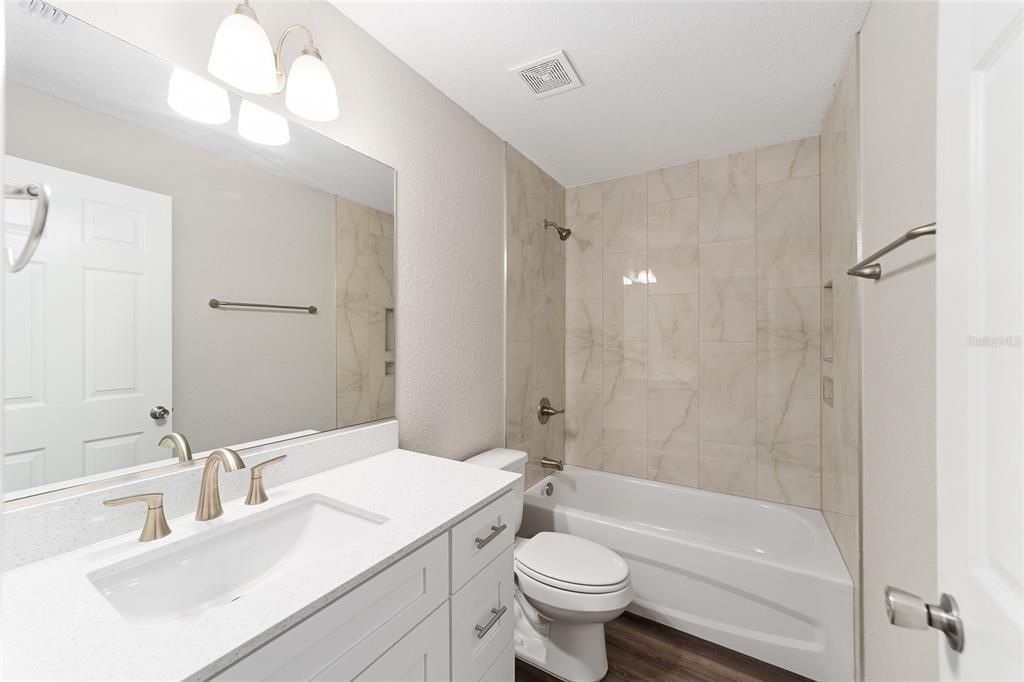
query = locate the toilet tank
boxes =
[464,448,527,535]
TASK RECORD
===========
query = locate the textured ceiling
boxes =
[333,1,870,187]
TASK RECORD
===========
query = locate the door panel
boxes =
[937,2,1024,678]
[3,156,172,491]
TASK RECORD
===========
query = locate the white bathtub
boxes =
[519,467,853,681]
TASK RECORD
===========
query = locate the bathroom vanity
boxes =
[2,450,519,681]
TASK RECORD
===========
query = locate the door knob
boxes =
[537,397,565,425]
[149,405,170,420]
[885,586,964,652]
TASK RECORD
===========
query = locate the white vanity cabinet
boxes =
[213,492,517,682]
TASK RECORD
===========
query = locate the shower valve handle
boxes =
[537,397,564,424]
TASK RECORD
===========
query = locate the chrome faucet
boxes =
[196,448,245,521]
[159,432,193,462]
[540,457,564,471]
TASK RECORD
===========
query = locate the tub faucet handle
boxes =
[537,397,565,425]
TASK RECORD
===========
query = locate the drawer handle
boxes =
[474,523,507,549]
[475,606,508,639]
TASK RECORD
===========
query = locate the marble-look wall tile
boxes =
[699,342,756,445]
[566,212,602,300]
[560,142,822,508]
[699,150,756,243]
[506,144,566,474]
[336,197,395,428]
[603,341,646,434]
[602,173,647,253]
[819,42,861,579]
[566,298,602,385]
[336,198,370,309]
[647,386,698,486]
[756,136,820,185]
[604,251,648,342]
[368,375,395,420]
[648,294,699,389]
[757,288,821,399]
[368,235,395,308]
[699,440,756,497]
[648,197,699,295]
[337,342,369,425]
[756,395,821,507]
[506,340,534,446]
[603,428,647,478]
[566,383,603,470]
[506,236,532,341]
[699,239,756,342]
[756,176,821,290]
[566,183,601,218]
[647,161,699,203]
[336,303,369,349]
[823,511,860,577]
[506,145,531,242]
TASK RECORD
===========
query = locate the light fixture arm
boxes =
[272,23,319,93]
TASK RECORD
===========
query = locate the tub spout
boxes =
[540,457,564,471]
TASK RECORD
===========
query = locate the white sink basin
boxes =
[88,494,388,623]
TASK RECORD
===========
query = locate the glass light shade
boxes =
[167,68,231,124]
[285,52,339,122]
[207,10,278,94]
[238,99,290,146]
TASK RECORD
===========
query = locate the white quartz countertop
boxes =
[2,449,518,681]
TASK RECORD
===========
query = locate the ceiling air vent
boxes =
[512,50,583,99]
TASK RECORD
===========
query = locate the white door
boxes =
[3,156,172,493]
[936,2,1024,678]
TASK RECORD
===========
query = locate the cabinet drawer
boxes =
[214,534,449,681]
[451,546,515,681]
[450,492,515,592]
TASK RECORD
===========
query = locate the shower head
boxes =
[544,219,572,241]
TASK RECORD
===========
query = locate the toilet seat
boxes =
[514,532,630,594]
[516,568,635,620]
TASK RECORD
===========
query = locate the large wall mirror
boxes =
[3,5,396,499]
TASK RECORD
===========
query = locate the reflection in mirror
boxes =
[3,6,396,499]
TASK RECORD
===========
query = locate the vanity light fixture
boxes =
[167,68,231,125]
[238,100,290,146]
[207,1,278,95]
[207,1,339,122]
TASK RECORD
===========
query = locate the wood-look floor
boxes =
[514,613,812,682]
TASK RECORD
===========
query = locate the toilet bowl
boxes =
[466,449,634,682]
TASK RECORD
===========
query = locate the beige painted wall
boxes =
[55,1,507,460]
[860,2,939,679]
[7,82,338,451]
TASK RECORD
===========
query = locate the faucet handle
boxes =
[246,455,287,506]
[104,493,172,542]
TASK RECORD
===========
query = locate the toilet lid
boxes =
[515,532,629,589]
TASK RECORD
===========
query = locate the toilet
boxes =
[466,449,634,682]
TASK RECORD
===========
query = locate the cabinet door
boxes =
[451,547,515,681]
[344,604,450,682]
